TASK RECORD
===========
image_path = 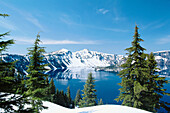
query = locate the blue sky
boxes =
[0,0,170,55]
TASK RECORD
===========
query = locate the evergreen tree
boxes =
[25,33,49,112]
[45,76,49,86]
[15,68,28,95]
[98,98,103,105]
[115,25,169,112]
[0,13,15,93]
[144,52,169,112]
[44,76,50,101]
[66,85,72,108]
[49,78,56,95]
[0,13,33,112]
[59,90,67,107]
[115,25,147,108]
[74,89,81,106]
[79,73,97,107]
[53,88,59,104]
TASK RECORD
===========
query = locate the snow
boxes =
[45,48,126,69]
[153,50,170,53]
[0,94,151,113]
[51,49,69,54]
[0,49,168,77]
[42,101,151,113]
[63,49,125,68]
[42,101,71,113]
[155,56,162,59]
[155,56,168,63]
[58,49,69,53]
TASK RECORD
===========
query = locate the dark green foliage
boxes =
[15,68,28,95]
[98,98,103,105]
[44,78,55,101]
[0,13,33,112]
[116,25,169,112]
[43,76,51,101]
[74,89,82,106]
[49,78,56,94]
[79,73,97,107]
[144,52,169,112]
[53,90,66,107]
[0,13,9,17]
[46,76,49,85]
[25,33,49,112]
[52,87,74,108]
[115,25,148,108]
[0,65,33,112]
[53,89,60,105]
[66,86,72,108]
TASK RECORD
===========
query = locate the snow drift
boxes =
[42,101,151,113]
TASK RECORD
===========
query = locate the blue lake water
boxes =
[48,68,170,113]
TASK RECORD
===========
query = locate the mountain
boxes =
[153,50,170,76]
[0,49,169,76]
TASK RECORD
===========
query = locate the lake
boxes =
[48,68,170,113]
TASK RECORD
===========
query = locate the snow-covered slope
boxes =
[153,50,170,76]
[42,101,151,113]
[46,48,125,68]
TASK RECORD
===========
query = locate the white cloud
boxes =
[10,36,96,45]
[97,8,109,14]
[12,37,35,44]
[157,35,170,44]
[41,39,96,45]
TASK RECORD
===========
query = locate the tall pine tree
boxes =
[115,25,169,112]
[144,52,169,112]
[25,33,49,112]
[115,25,147,108]
[79,73,97,107]
[0,13,14,93]
[49,78,56,95]
[0,13,33,112]
[66,85,73,108]
[74,89,81,106]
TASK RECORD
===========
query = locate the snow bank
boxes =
[42,101,151,113]
[42,101,71,113]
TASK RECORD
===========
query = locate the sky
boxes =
[0,0,170,55]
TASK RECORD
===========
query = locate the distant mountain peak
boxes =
[50,48,70,54]
[59,48,69,53]
[77,49,90,53]
[153,50,170,53]
[82,49,89,52]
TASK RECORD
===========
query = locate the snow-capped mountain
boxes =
[0,49,169,76]
[46,49,125,68]
[153,50,170,76]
